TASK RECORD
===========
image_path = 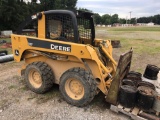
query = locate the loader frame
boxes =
[11,10,133,105]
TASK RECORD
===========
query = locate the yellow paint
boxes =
[11,12,117,95]
[38,12,45,38]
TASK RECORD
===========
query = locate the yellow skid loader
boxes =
[11,10,132,107]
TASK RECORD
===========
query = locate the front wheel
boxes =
[59,68,97,107]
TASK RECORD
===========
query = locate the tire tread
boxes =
[60,67,97,107]
[25,61,54,94]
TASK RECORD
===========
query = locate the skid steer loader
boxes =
[11,10,132,107]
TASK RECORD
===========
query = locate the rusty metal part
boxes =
[111,40,121,48]
[138,81,156,90]
[106,49,133,105]
[0,54,14,63]
[139,111,160,120]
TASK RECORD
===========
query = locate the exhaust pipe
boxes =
[0,54,14,63]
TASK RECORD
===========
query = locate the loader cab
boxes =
[76,10,95,45]
[16,10,95,45]
[43,10,95,45]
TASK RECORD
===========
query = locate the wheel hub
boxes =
[32,72,41,84]
[70,80,83,95]
[65,78,84,100]
[29,69,42,88]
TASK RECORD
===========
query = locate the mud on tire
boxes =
[59,67,97,107]
[25,61,54,94]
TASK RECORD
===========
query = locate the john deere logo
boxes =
[50,44,71,52]
[27,38,72,52]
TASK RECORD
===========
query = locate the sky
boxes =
[76,0,160,18]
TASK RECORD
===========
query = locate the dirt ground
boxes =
[0,60,131,120]
[0,50,159,120]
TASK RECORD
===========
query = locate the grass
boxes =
[96,26,160,72]
[97,26,160,31]
[96,26,160,55]
[0,38,11,42]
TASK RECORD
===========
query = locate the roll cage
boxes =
[16,10,95,45]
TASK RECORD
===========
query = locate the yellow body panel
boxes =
[38,12,45,38]
[11,35,96,62]
[11,35,116,94]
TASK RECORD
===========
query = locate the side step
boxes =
[110,104,160,120]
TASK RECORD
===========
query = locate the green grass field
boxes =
[96,26,160,72]
[97,26,160,31]
[96,26,160,55]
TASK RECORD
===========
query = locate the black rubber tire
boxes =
[25,61,54,94]
[59,67,97,107]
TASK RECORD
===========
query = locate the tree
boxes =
[39,0,77,11]
[0,0,78,31]
[131,18,136,24]
[93,13,101,25]
[101,14,111,25]
[153,15,160,24]
[61,0,77,10]
[31,0,37,3]
[39,0,55,10]
[111,14,118,24]
[119,18,126,24]
[0,0,30,30]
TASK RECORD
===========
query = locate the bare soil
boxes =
[0,61,129,120]
[0,49,159,120]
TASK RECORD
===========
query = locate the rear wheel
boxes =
[59,68,97,107]
[25,62,54,94]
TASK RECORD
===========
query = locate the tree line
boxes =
[93,13,160,25]
[0,0,160,31]
[0,0,77,31]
